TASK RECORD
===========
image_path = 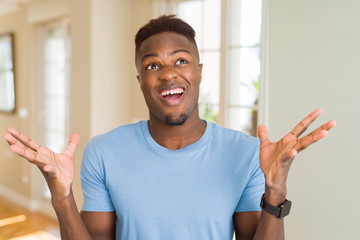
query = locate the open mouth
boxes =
[160,87,184,100]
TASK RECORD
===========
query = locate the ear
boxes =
[137,75,143,91]
[137,75,142,85]
[198,63,203,84]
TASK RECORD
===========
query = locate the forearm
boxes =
[253,211,284,240]
[52,191,92,240]
[253,188,287,240]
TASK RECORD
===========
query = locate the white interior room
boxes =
[0,0,359,239]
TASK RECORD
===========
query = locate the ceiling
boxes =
[0,0,34,16]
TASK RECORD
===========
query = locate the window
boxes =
[0,34,15,112]
[167,0,263,136]
[38,19,71,198]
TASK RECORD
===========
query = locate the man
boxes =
[3,15,335,239]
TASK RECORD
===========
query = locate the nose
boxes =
[159,65,178,82]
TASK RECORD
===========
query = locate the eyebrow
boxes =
[140,53,158,64]
[140,49,192,63]
[174,49,191,55]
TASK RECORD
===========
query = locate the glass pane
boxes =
[41,21,71,201]
[45,97,65,132]
[177,0,221,50]
[203,0,221,50]
[45,63,65,97]
[227,107,258,136]
[0,34,15,112]
[46,130,65,153]
[177,0,222,123]
[43,25,68,153]
[199,50,220,122]
[45,36,65,63]
[177,0,203,49]
[200,103,219,123]
[228,46,260,106]
[229,0,262,47]
[0,71,15,110]
[200,51,220,105]
[0,35,13,69]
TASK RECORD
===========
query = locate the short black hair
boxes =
[135,15,196,52]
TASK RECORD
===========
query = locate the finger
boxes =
[64,133,80,158]
[3,132,18,145]
[9,144,39,163]
[258,125,271,148]
[290,109,322,137]
[258,125,269,142]
[4,132,29,150]
[295,120,336,152]
[6,127,43,152]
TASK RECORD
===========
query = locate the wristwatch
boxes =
[260,194,292,218]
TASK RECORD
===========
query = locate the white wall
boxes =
[0,0,137,215]
[267,0,360,239]
[2,0,358,237]
[130,0,162,122]
[90,0,134,136]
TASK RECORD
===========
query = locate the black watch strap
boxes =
[260,194,292,218]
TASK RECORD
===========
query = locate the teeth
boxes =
[161,88,184,96]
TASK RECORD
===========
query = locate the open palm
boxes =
[3,127,79,201]
[258,109,336,190]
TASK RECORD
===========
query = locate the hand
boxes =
[3,127,80,201]
[258,109,336,196]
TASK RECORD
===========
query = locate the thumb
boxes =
[64,133,80,158]
[258,125,270,145]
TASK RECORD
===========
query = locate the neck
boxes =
[148,111,206,150]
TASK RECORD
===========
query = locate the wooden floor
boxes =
[0,196,60,240]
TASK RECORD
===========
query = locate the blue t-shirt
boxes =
[81,121,265,240]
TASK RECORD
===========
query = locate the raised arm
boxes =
[2,127,110,239]
[234,109,336,239]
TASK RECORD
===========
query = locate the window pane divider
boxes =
[228,44,261,49]
[227,104,259,110]
[218,0,229,126]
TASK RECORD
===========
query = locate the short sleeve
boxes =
[235,146,265,212]
[81,139,115,212]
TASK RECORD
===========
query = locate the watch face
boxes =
[279,200,292,218]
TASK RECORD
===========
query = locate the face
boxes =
[136,32,203,126]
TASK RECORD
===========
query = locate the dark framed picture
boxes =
[0,33,15,113]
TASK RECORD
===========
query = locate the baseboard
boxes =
[0,184,57,220]
[0,184,34,210]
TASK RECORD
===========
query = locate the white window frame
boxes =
[159,0,269,135]
[30,18,71,218]
[38,18,71,154]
